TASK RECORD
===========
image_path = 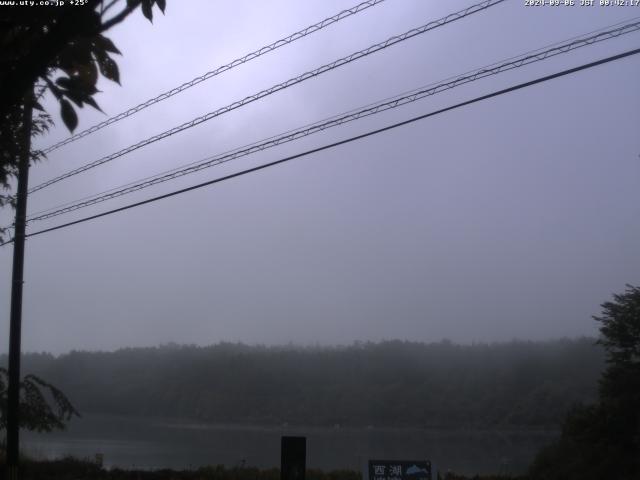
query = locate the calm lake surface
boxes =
[22,414,558,476]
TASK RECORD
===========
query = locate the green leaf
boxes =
[95,34,121,55]
[59,83,102,112]
[57,74,98,98]
[98,55,120,84]
[83,95,103,113]
[47,82,63,100]
[61,88,84,108]
[56,76,74,90]
[141,0,153,22]
[60,99,78,132]
[57,42,92,72]
[76,61,98,89]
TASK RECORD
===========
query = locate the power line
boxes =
[39,11,639,219]
[28,0,505,195]
[25,19,640,223]
[28,19,640,220]
[7,47,637,245]
[40,0,387,155]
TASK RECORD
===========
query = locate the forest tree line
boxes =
[0,339,603,429]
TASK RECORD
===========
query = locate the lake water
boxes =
[22,414,558,476]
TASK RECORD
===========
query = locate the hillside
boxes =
[2,339,604,429]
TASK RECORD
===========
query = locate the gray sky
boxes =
[1,0,639,354]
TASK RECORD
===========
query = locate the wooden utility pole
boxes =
[6,93,33,480]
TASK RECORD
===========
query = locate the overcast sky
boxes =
[1,0,639,354]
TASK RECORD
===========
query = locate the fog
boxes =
[1,0,639,354]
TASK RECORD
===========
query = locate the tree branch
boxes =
[101,0,121,17]
[100,1,141,32]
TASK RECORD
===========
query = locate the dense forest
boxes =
[1,339,603,429]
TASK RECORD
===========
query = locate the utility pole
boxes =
[6,92,33,480]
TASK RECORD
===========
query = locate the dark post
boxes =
[281,436,306,480]
[6,94,33,480]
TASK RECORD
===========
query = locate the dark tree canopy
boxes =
[0,0,166,241]
[530,285,640,480]
[2,338,604,430]
[0,367,79,433]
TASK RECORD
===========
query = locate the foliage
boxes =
[529,285,640,480]
[0,0,166,242]
[0,339,604,429]
[0,367,79,434]
[0,89,52,241]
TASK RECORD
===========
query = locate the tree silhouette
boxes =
[530,285,640,480]
[0,0,166,242]
[0,0,166,447]
[0,367,79,434]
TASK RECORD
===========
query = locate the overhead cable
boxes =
[40,0,388,154]
[28,0,505,195]
[25,19,640,223]
[4,46,635,245]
